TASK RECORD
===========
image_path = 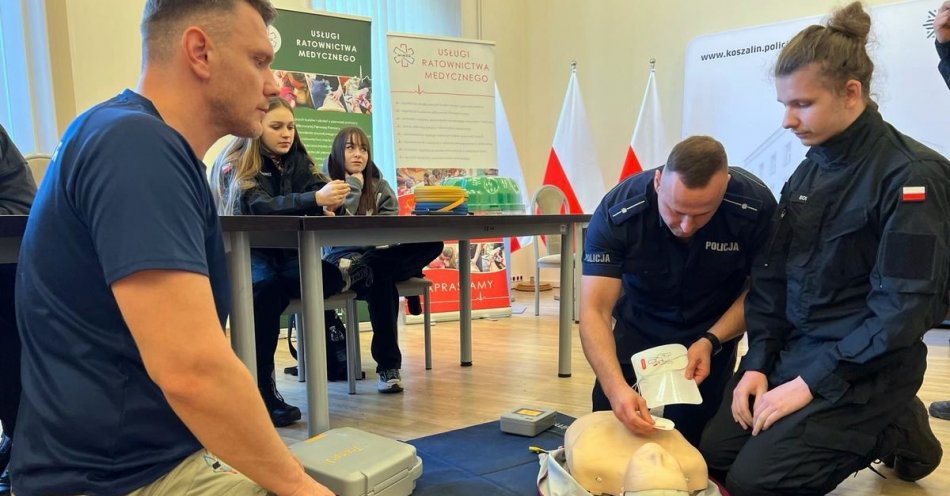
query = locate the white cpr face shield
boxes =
[632,344,703,408]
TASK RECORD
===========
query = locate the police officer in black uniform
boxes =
[927,0,950,423]
[580,135,776,448]
[699,3,947,495]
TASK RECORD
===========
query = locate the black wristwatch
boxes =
[699,332,723,356]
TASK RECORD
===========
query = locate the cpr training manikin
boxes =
[565,411,709,496]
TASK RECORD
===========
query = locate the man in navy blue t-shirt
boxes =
[10,1,333,495]
[580,136,776,448]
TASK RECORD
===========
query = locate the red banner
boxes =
[412,239,510,314]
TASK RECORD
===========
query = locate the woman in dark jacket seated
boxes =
[324,127,442,394]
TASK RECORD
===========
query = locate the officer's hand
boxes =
[731,370,767,430]
[609,387,656,435]
[685,338,712,385]
[937,1,950,43]
[750,376,812,436]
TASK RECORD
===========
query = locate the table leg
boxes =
[459,239,472,366]
[559,223,574,378]
[573,224,585,323]
[225,231,257,379]
[298,231,330,435]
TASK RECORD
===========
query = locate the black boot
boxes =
[929,400,950,421]
[259,379,301,428]
[406,296,423,316]
[879,397,942,482]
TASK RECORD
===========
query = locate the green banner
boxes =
[269,9,372,162]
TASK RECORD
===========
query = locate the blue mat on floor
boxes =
[407,414,575,495]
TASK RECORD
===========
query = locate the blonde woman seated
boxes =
[210,98,368,426]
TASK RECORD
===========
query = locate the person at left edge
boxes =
[580,135,776,448]
[0,124,36,496]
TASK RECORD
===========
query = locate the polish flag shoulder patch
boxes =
[901,186,926,202]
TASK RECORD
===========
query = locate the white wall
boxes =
[47,0,312,136]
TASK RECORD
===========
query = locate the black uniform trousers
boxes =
[351,242,443,372]
[592,341,738,448]
[699,341,927,496]
[252,253,345,385]
[0,264,19,436]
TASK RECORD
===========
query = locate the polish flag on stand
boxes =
[619,60,669,182]
[543,65,605,214]
[495,84,532,251]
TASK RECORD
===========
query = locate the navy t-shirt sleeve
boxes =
[583,198,626,279]
[72,115,210,285]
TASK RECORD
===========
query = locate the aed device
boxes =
[500,407,557,437]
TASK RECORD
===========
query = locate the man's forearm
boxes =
[161,348,308,495]
[579,312,628,397]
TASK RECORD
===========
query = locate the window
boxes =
[0,0,56,154]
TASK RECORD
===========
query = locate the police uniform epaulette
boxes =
[607,193,648,225]
[720,192,762,221]
[721,167,770,220]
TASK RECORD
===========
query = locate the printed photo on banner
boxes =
[274,70,372,114]
[422,240,510,314]
[425,242,505,273]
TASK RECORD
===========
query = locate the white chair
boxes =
[23,153,51,188]
[532,185,570,316]
[287,277,434,394]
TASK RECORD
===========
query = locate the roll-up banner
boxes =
[387,33,509,320]
[270,8,373,160]
[683,0,950,197]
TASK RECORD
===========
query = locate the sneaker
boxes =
[879,397,942,482]
[340,257,373,292]
[406,295,423,316]
[377,369,404,394]
[259,379,301,427]
[929,400,950,420]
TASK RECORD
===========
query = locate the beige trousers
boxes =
[127,450,269,496]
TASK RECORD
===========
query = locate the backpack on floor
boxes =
[324,311,348,381]
[287,310,349,381]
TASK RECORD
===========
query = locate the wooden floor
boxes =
[273,291,950,495]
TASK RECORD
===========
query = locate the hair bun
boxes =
[827,1,871,44]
